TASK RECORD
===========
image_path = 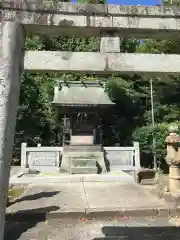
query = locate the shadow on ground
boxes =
[16,191,60,202]
[5,218,180,240]
[93,225,180,239]
[5,206,60,240]
[8,191,60,207]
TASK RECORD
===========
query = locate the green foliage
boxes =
[133,122,180,167]
[164,0,180,7]
[133,123,167,156]
[143,105,180,124]
[121,38,139,53]
[14,72,59,154]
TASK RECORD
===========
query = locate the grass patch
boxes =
[8,186,25,205]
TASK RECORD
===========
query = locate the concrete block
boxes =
[86,207,159,218]
[169,207,180,217]
[121,208,158,217]
[46,209,86,219]
[158,207,170,217]
[135,168,157,184]
[86,207,123,218]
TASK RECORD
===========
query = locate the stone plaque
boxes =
[28,151,58,172]
[106,150,134,169]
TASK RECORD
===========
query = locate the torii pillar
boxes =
[0,22,24,240]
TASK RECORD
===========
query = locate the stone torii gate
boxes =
[1,1,180,238]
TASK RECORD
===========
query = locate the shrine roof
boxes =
[52,81,115,107]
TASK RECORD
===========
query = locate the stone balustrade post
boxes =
[133,141,140,169]
[165,125,180,193]
[21,142,27,169]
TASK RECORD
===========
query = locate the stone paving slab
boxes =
[7,183,87,213]
[6,181,175,219]
[9,171,134,185]
[84,182,167,209]
[5,217,180,240]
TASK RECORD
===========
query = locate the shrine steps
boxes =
[63,145,102,152]
[60,145,106,174]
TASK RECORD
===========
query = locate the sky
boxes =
[72,0,162,5]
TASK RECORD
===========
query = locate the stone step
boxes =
[70,166,97,174]
[71,135,93,145]
[61,150,106,174]
[63,145,102,152]
[71,158,97,168]
[63,152,103,158]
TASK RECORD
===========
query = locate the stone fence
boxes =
[21,142,140,173]
[104,142,140,171]
[21,143,63,172]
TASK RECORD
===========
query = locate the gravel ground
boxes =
[4,217,180,240]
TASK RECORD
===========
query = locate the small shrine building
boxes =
[52,80,115,146]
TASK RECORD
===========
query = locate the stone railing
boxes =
[103,142,140,171]
[21,143,63,172]
[21,142,140,173]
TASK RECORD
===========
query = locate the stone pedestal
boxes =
[169,165,180,192]
[165,126,180,194]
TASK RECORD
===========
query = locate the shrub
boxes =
[133,122,180,170]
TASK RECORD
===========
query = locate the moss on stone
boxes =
[8,186,25,204]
